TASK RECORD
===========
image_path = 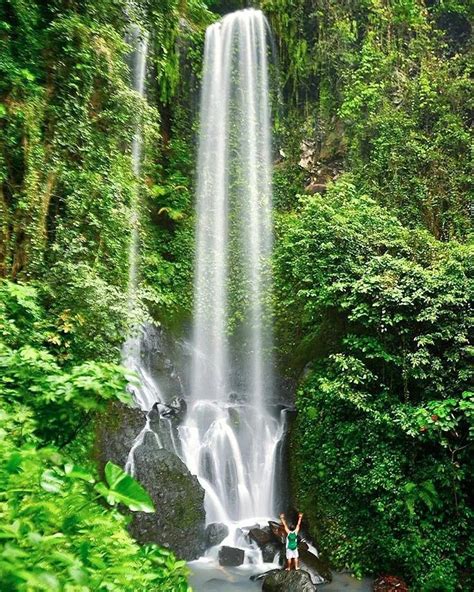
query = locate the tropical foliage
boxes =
[0,279,191,591]
[0,0,472,590]
[274,180,473,589]
[0,1,211,589]
[264,2,472,588]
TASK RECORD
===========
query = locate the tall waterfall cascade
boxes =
[180,8,286,558]
[123,9,287,568]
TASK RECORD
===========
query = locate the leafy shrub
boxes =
[0,407,190,591]
[275,179,473,589]
[0,279,191,590]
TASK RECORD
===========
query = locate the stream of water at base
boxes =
[188,563,374,592]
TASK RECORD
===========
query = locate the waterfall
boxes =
[122,24,150,407]
[126,23,148,297]
[180,8,285,556]
[122,9,287,568]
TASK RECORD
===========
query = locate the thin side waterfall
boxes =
[122,24,151,409]
[180,9,285,560]
[128,24,148,294]
[125,23,148,298]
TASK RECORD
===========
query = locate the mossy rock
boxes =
[128,431,206,560]
[95,403,206,560]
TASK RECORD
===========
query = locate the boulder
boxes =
[95,402,146,469]
[95,400,206,560]
[127,430,206,560]
[169,396,187,421]
[205,522,229,547]
[299,549,332,583]
[250,570,272,581]
[268,521,286,542]
[218,545,245,567]
[158,397,187,422]
[305,182,327,195]
[249,527,272,547]
[262,569,316,592]
[261,542,282,563]
[227,406,241,427]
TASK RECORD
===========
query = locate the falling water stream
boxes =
[122,23,149,384]
[180,8,285,565]
[124,8,287,574]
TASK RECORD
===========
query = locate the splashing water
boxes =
[122,9,287,570]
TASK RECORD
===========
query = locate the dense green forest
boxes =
[0,0,472,591]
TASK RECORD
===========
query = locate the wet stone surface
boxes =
[206,522,230,547]
[219,546,246,567]
[262,569,316,591]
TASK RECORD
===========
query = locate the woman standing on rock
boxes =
[279,512,303,570]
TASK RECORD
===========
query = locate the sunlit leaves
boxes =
[95,461,155,513]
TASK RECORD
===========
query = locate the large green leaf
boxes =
[64,463,95,483]
[40,469,64,493]
[95,462,154,513]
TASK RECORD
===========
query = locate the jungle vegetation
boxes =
[0,0,472,590]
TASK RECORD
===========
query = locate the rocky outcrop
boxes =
[299,549,331,584]
[205,522,229,547]
[261,542,282,563]
[218,545,245,566]
[95,402,147,469]
[261,569,316,591]
[96,402,206,561]
[148,398,187,426]
[268,520,286,542]
[305,182,327,195]
[128,431,206,560]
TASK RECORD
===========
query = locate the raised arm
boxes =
[279,512,290,534]
[295,512,303,534]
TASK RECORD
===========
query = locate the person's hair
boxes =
[289,524,296,531]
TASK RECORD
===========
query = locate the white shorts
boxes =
[286,548,299,560]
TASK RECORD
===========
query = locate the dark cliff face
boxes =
[95,402,206,560]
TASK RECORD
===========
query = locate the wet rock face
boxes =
[148,398,187,430]
[299,548,331,584]
[261,542,282,563]
[96,402,206,561]
[247,521,331,583]
[128,431,206,561]
[249,527,272,546]
[218,545,245,566]
[95,402,146,469]
[261,569,316,592]
[205,522,229,547]
[268,520,286,542]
